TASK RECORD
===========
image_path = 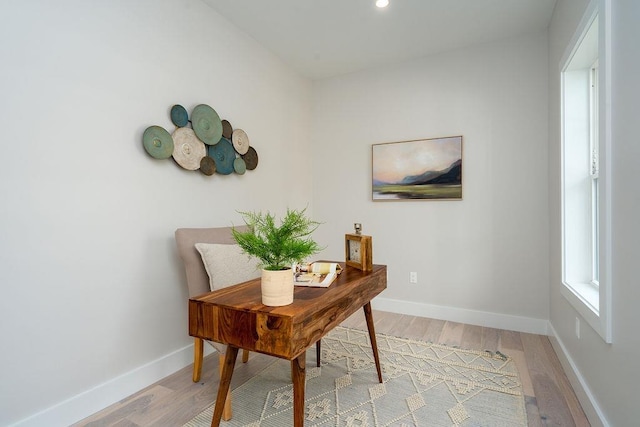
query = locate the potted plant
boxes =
[232,207,322,306]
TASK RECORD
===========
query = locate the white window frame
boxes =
[560,0,612,343]
[589,62,599,286]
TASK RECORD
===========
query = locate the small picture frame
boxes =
[345,234,373,271]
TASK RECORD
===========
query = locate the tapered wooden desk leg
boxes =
[218,355,233,421]
[291,352,306,427]
[211,346,238,427]
[316,340,321,367]
[242,349,249,363]
[363,302,383,383]
[193,338,204,382]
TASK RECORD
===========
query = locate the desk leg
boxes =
[211,346,239,427]
[193,337,204,382]
[363,302,383,383]
[291,352,306,427]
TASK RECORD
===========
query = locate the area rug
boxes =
[184,326,526,426]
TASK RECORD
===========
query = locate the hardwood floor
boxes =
[73,310,590,426]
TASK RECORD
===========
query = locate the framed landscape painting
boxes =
[372,136,462,200]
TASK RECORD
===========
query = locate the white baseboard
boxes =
[10,343,215,427]
[371,297,550,335]
[547,324,610,427]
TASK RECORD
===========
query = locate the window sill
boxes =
[561,281,605,339]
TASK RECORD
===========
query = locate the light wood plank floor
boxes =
[73,310,589,426]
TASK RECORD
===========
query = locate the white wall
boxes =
[548,0,640,425]
[0,0,312,425]
[311,32,550,331]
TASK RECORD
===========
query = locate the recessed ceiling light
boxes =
[376,0,389,8]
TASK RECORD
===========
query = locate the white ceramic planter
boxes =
[261,268,294,306]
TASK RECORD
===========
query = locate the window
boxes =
[561,1,611,343]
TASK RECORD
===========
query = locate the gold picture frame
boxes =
[345,233,373,271]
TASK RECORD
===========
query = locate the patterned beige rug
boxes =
[184,326,526,426]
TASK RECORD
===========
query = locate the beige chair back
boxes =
[175,226,248,298]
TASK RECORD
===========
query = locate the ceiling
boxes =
[201,0,557,80]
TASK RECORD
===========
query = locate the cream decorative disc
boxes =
[231,128,250,155]
[171,127,206,170]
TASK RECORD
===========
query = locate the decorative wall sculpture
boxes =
[142,104,259,176]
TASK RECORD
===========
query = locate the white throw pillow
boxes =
[195,243,261,291]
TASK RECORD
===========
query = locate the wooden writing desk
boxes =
[189,263,387,427]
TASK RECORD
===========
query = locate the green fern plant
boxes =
[232,208,322,271]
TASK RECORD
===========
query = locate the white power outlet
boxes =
[575,317,581,339]
[409,272,418,284]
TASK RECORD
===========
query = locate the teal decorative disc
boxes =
[191,104,222,145]
[142,125,174,159]
[208,138,235,175]
[233,157,246,174]
[170,105,189,127]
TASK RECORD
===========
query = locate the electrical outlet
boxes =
[409,272,418,284]
[575,317,581,339]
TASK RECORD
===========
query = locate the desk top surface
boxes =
[190,263,386,319]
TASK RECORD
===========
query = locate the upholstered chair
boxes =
[175,226,256,421]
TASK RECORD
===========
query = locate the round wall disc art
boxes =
[142,104,258,177]
[221,119,233,139]
[200,156,216,176]
[170,105,189,127]
[191,104,222,145]
[233,157,246,175]
[242,146,259,170]
[208,138,235,175]
[231,128,250,155]
[171,127,206,170]
[143,125,174,159]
